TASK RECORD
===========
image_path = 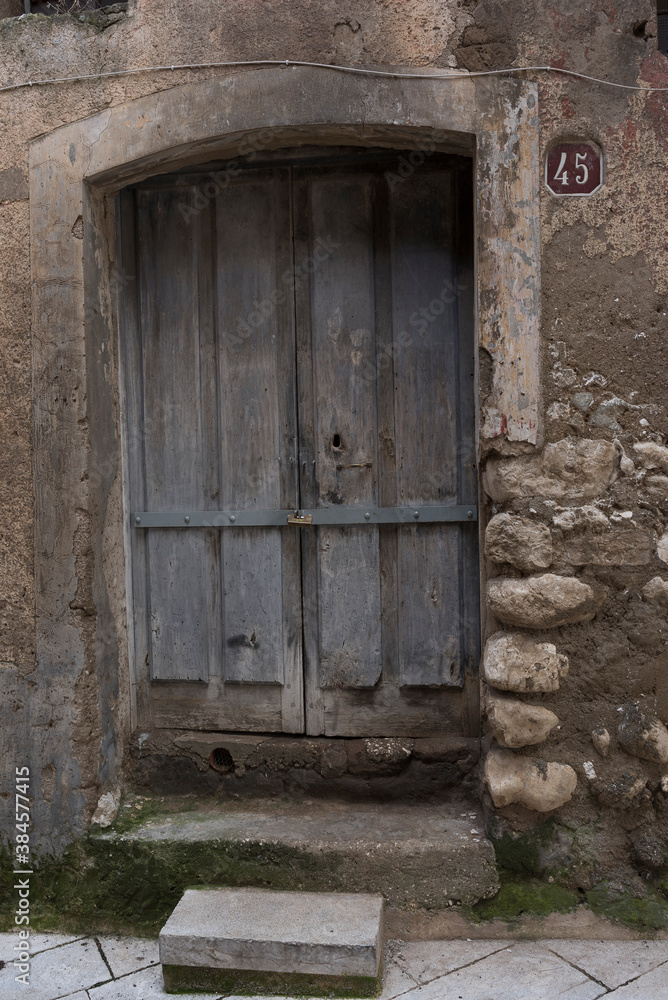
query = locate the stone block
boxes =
[483,748,577,811]
[99,798,498,908]
[0,166,28,203]
[346,738,412,776]
[483,438,617,502]
[594,771,648,808]
[645,474,668,500]
[642,576,668,608]
[482,632,569,692]
[487,574,604,629]
[484,513,552,571]
[618,705,668,764]
[633,441,668,474]
[559,527,652,566]
[319,741,348,778]
[657,532,668,564]
[159,888,383,996]
[552,505,609,531]
[91,788,120,827]
[411,736,480,763]
[485,691,559,748]
[571,391,594,412]
[364,737,413,765]
[591,727,611,757]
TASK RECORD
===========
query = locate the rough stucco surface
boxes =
[0,0,666,897]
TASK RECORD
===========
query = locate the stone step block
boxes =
[98,798,498,910]
[159,887,384,996]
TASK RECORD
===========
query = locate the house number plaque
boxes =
[545,141,602,196]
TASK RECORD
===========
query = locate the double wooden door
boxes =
[119,150,479,737]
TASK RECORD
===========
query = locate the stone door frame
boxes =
[29,66,540,834]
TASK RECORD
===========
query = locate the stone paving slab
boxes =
[380,949,419,1000]
[606,962,668,998]
[389,938,509,983]
[88,964,223,999]
[398,942,607,1000]
[2,931,667,999]
[97,935,160,978]
[0,931,82,958]
[545,939,668,989]
[0,937,111,1000]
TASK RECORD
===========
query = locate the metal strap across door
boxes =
[133,506,477,527]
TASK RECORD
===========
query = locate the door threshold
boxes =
[130,729,481,800]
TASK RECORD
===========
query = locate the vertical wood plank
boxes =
[215,171,300,700]
[298,171,382,692]
[372,175,400,689]
[137,187,216,683]
[389,170,464,688]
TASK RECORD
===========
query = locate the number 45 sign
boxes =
[546,141,603,196]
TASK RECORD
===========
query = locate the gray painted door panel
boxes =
[294,161,478,736]
[120,172,303,733]
[119,152,478,737]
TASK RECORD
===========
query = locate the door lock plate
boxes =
[287,511,313,525]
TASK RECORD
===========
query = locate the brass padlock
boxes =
[287,511,313,526]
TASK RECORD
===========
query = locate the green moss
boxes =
[587,881,668,932]
[467,878,579,923]
[108,795,168,834]
[0,833,347,936]
[490,826,552,877]
[162,964,381,997]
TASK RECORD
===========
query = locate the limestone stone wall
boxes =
[0,0,666,886]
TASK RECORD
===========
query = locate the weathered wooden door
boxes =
[119,150,479,737]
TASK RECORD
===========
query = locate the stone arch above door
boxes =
[29,66,540,832]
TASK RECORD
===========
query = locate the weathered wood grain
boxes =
[121,152,478,736]
[390,171,462,687]
[215,175,286,686]
[295,157,479,734]
[137,187,214,683]
[305,172,382,691]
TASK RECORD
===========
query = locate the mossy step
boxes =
[98,797,499,910]
[159,887,383,996]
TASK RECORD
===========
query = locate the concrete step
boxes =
[99,797,499,913]
[159,887,384,996]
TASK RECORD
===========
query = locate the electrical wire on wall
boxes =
[1,59,668,95]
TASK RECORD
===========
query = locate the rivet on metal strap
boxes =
[184,515,190,524]
[413,510,419,519]
[229,515,236,523]
[364,512,370,520]
[135,516,141,525]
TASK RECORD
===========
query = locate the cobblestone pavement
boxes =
[0,933,667,999]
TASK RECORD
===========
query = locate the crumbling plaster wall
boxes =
[0,0,666,875]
